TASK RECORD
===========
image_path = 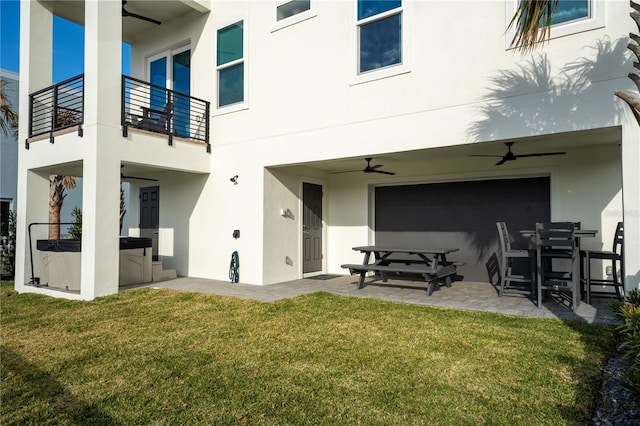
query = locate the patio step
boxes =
[152,261,177,282]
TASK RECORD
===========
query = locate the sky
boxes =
[1,0,130,82]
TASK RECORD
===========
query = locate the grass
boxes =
[1,280,615,425]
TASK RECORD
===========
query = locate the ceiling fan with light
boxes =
[122,1,161,25]
[332,157,396,175]
[470,141,566,166]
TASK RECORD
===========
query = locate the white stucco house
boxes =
[14,0,639,301]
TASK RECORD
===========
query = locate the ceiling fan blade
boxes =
[495,158,508,166]
[515,152,566,158]
[369,164,383,170]
[124,10,161,25]
[121,174,158,182]
[372,169,396,175]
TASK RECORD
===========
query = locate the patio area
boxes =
[123,275,619,325]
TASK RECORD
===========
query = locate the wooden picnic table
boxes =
[341,246,460,296]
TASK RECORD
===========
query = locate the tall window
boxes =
[217,21,244,108]
[357,0,402,74]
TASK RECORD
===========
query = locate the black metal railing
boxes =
[28,74,84,140]
[122,75,210,151]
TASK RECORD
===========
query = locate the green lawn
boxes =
[1,281,615,425]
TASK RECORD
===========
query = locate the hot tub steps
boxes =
[152,261,177,281]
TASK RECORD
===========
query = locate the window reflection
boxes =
[359,13,401,73]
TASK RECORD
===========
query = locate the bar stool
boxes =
[496,222,536,298]
[536,222,580,311]
[580,222,624,304]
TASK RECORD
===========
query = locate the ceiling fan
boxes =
[121,166,158,182]
[470,142,566,166]
[122,1,161,25]
[333,157,396,175]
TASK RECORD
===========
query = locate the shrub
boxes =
[1,210,16,279]
[68,207,82,240]
[611,289,640,398]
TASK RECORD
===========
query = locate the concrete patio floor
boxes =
[124,274,619,325]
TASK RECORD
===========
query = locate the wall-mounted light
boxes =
[280,208,294,219]
[230,175,238,184]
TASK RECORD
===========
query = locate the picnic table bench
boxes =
[341,246,460,296]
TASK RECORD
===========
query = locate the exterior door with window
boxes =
[147,46,191,138]
[303,182,323,274]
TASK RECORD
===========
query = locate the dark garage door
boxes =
[375,177,550,282]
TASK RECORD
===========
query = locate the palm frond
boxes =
[508,0,558,52]
[0,79,19,137]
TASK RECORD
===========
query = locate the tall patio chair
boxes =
[134,102,173,134]
[496,222,536,298]
[580,222,624,304]
[536,222,580,311]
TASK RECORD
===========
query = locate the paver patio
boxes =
[124,274,618,325]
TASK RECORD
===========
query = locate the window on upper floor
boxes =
[505,0,604,49]
[357,0,403,74]
[216,20,245,109]
[551,0,589,25]
[277,0,311,21]
[273,0,316,32]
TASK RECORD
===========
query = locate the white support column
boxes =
[15,1,53,290]
[80,0,123,298]
[84,0,122,127]
[621,117,640,293]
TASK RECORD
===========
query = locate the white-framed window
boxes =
[505,0,605,49]
[352,0,411,85]
[273,0,316,31]
[216,20,247,112]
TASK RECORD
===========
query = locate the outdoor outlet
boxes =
[280,208,286,217]
[233,229,240,239]
[605,265,613,276]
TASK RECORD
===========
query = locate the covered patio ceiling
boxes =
[39,0,209,43]
[292,126,622,174]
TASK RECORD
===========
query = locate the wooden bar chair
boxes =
[536,222,580,311]
[496,222,536,298]
[580,222,624,304]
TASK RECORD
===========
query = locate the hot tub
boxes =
[36,237,153,291]
[118,237,153,286]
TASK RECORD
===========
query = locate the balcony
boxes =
[27,74,210,152]
[122,76,210,152]
[28,74,85,145]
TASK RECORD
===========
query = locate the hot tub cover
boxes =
[37,239,82,252]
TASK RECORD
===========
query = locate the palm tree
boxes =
[0,79,18,137]
[49,175,77,240]
[509,0,640,125]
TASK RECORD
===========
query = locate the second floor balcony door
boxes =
[147,46,191,138]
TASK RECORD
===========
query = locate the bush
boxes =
[611,289,640,398]
[68,207,82,240]
[1,210,16,279]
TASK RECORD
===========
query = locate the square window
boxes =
[359,13,402,73]
[277,0,311,21]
